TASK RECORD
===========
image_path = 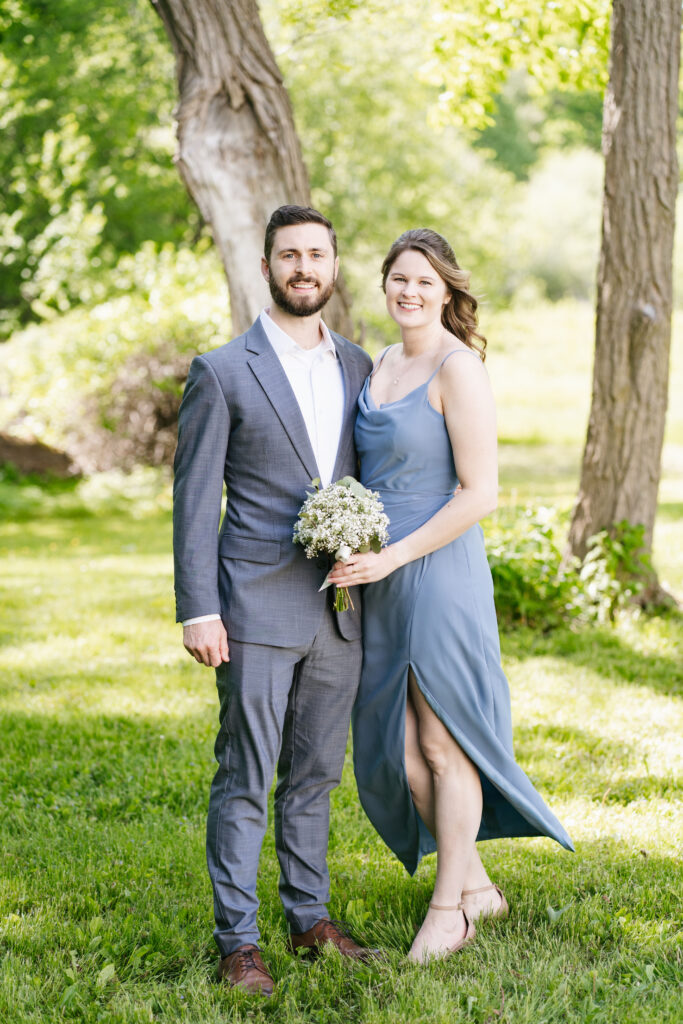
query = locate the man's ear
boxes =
[334,255,339,280]
[261,257,270,282]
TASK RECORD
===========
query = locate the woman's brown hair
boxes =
[381,228,487,361]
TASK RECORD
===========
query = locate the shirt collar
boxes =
[260,308,337,359]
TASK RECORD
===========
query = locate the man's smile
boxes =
[288,277,318,292]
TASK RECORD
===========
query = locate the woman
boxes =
[327,229,573,962]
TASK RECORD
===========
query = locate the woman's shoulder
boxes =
[436,343,489,397]
[438,341,485,372]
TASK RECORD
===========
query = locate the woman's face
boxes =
[385,249,449,330]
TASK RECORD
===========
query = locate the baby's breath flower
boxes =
[293,476,389,611]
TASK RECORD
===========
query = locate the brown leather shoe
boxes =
[217,944,274,996]
[288,918,382,962]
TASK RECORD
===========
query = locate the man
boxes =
[173,206,374,996]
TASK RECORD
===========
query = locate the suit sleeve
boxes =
[173,355,230,623]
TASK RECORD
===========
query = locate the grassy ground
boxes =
[1,301,681,1022]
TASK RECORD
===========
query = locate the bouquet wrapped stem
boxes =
[293,476,390,613]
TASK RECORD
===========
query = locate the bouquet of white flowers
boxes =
[293,475,390,611]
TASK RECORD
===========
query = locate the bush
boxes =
[0,243,229,471]
[579,520,658,621]
[486,507,662,630]
[487,506,580,629]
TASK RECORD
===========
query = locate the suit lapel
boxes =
[331,334,361,482]
[246,320,320,482]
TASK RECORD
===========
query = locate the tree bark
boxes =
[567,0,681,563]
[149,0,353,337]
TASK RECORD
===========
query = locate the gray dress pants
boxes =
[206,605,362,955]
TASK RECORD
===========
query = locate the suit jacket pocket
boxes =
[219,532,281,564]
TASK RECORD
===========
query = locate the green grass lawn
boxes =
[1,301,681,1022]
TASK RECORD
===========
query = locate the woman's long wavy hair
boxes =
[381,229,487,361]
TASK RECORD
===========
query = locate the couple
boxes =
[173,205,573,996]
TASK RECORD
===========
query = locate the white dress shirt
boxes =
[182,309,345,627]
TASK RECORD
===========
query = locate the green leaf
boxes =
[349,479,368,498]
[370,537,382,553]
[60,983,80,1008]
[345,898,370,923]
[547,902,572,924]
[96,963,116,988]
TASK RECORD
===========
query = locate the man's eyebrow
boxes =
[277,246,329,255]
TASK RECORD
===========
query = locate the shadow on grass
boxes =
[512,721,681,803]
[501,622,683,698]
[0,707,215,829]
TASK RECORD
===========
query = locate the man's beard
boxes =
[268,270,336,317]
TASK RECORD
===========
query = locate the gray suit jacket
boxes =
[173,318,373,646]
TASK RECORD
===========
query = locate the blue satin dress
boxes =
[352,350,574,874]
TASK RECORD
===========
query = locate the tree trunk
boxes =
[149,0,353,337]
[567,0,680,565]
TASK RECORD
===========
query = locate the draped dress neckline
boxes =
[367,346,480,413]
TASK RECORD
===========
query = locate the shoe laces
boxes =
[234,947,262,972]
[324,919,352,940]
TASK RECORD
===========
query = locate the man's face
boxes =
[262,223,338,317]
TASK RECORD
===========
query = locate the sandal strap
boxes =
[461,884,498,897]
[429,901,464,911]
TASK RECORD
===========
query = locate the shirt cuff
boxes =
[182,614,222,627]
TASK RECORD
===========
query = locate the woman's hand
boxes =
[327,546,400,586]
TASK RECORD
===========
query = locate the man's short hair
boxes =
[264,205,337,262]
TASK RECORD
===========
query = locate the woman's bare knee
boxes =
[419,728,477,780]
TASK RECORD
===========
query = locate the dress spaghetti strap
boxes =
[426,347,481,383]
[370,345,398,379]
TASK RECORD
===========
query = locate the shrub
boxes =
[486,506,581,630]
[486,507,663,630]
[0,244,229,471]
[579,521,657,622]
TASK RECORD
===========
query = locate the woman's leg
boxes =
[404,673,505,942]
[404,686,435,834]
[406,673,496,959]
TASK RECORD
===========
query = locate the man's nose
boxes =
[295,254,314,274]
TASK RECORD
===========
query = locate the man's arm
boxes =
[173,355,231,665]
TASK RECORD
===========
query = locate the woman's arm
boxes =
[327,353,498,586]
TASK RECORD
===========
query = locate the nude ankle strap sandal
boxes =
[427,901,476,954]
[461,883,509,920]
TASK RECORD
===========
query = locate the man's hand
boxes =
[183,620,230,667]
